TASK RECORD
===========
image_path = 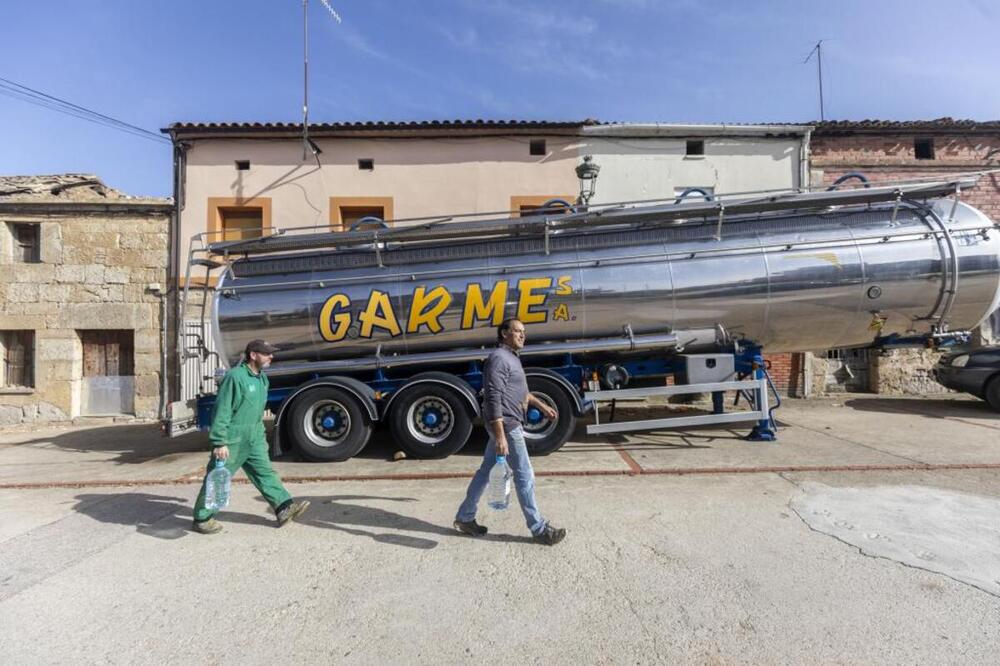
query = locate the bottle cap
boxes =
[495,455,506,464]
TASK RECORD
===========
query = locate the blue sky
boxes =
[1,0,998,197]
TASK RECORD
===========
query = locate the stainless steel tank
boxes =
[212,197,1000,369]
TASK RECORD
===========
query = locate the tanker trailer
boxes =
[167,176,1000,462]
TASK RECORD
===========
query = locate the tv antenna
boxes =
[303,0,342,159]
[803,40,826,121]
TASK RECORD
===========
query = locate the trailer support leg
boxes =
[745,354,776,442]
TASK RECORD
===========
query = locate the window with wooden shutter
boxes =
[207,198,272,245]
[219,208,264,241]
[329,197,394,231]
[80,330,135,377]
[338,205,387,230]
[1,331,35,388]
[11,224,41,263]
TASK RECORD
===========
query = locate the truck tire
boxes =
[288,387,373,461]
[389,384,474,459]
[524,376,577,456]
[984,375,1000,412]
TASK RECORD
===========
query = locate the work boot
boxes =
[276,500,310,527]
[532,524,566,546]
[192,518,223,535]
[453,519,488,537]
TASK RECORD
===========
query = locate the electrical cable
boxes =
[0,75,170,145]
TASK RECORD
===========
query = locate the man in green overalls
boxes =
[192,339,310,534]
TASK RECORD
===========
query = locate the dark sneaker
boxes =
[192,518,223,535]
[276,500,310,527]
[532,524,566,546]
[453,519,488,537]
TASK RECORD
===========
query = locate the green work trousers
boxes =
[192,438,292,523]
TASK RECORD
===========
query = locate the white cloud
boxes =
[429,1,629,82]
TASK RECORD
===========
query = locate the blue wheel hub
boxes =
[422,410,440,427]
[322,415,339,430]
[526,408,542,424]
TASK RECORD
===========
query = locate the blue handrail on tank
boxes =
[825,172,870,191]
[349,216,390,231]
[537,198,576,214]
[673,187,714,204]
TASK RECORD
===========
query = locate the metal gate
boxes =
[181,320,220,401]
[823,348,872,392]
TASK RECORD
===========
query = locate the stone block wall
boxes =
[807,348,950,397]
[871,348,949,395]
[0,207,171,426]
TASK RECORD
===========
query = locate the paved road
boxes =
[1,396,999,664]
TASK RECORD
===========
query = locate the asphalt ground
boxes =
[1,395,999,664]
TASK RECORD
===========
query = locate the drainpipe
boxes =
[165,139,190,412]
[154,285,168,419]
[794,130,815,399]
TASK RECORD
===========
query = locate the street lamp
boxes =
[575,154,601,206]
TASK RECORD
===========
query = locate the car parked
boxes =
[932,346,1000,410]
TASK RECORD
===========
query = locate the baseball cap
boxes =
[245,339,280,356]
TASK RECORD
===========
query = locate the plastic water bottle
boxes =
[487,455,512,511]
[204,459,232,511]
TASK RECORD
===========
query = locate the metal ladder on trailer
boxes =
[165,233,228,436]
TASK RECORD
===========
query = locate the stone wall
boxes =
[871,348,950,396]
[0,206,171,426]
[806,349,951,396]
[808,353,829,396]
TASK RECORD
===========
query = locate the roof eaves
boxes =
[163,119,601,140]
[585,122,813,137]
[813,118,1000,134]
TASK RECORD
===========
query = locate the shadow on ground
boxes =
[844,397,1000,420]
[14,424,210,465]
[71,491,535,548]
[290,494,536,548]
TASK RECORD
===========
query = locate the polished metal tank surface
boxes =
[212,198,1000,368]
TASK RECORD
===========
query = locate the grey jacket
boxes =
[481,344,529,433]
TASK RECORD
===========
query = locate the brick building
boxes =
[809,118,1000,394]
[0,175,173,425]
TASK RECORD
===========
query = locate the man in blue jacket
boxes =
[454,318,567,545]
[192,339,310,534]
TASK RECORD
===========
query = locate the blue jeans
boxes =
[456,426,547,535]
